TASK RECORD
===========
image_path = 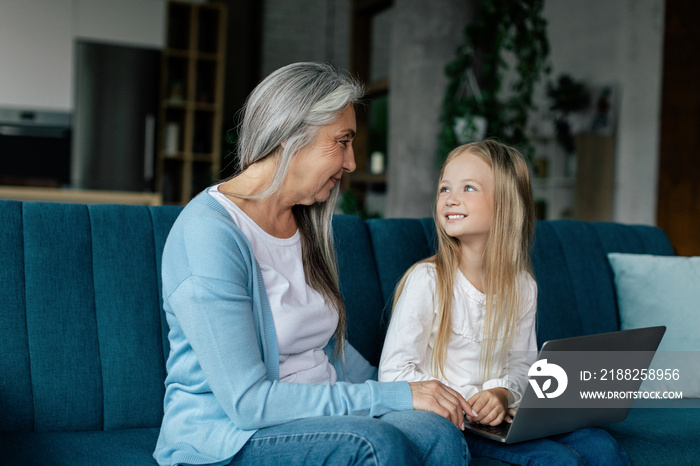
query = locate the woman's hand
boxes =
[409,380,475,430]
[466,388,510,426]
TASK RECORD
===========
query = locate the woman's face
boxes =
[286,104,357,205]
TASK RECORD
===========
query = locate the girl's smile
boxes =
[437,151,494,246]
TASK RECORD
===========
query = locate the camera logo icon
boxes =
[528,359,568,399]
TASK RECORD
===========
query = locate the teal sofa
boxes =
[1,200,698,465]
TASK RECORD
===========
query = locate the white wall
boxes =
[73,0,165,48]
[0,0,165,111]
[0,0,74,110]
[542,0,665,225]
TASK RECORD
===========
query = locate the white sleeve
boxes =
[482,274,538,407]
[378,264,439,384]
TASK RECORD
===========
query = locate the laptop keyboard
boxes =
[468,421,511,437]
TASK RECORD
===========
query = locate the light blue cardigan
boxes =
[154,193,413,466]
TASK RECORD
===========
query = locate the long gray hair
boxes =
[232,62,364,357]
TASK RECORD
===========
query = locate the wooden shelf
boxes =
[531,177,575,189]
[163,49,189,59]
[193,153,215,162]
[346,172,387,184]
[156,1,227,205]
[0,186,162,205]
[366,78,389,97]
[349,0,393,216]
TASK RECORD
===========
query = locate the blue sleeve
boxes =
[163,207,413,431]
[325,339,379,383]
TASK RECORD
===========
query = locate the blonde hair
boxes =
[393,140,535,380]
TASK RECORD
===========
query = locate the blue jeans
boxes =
[228,410,468,466]
[465,427,631,466]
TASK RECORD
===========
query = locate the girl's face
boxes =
[437,151,494,246]
[285,105,356,205]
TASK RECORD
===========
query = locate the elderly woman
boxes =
[154,62,470,466]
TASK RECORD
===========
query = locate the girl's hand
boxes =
[409,380,475,430]
[505,407,517,424]
[466,388,510,426]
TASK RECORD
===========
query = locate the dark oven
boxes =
[0,107,72,187]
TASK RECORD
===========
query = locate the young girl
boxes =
[379,140,630,465]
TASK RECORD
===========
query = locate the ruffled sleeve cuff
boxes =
[482,378,521,407]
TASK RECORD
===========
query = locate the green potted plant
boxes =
[438,0,550,164]
[546,73,591,155]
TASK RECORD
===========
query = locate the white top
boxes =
[378,262,537,406]
[209,185,338,385]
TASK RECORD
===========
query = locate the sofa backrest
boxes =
[0,202,675,434]
[529,221,674,344]
[333,215,388,366]
[0,201,181,433]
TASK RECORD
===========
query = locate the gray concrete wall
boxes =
[260,0,351,75]
[385,0,473,218]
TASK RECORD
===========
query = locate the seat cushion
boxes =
[603,400,700,465]
[0,428,160,465]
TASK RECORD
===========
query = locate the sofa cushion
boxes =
[86,205,170,430]
[366,217,437,308]
[0,428,160,465]
[608,253,700,351]
[333,215,387,366]
[603,400,700,465]
[608,253,700,397]
[0,201,33,432]
[0,203,181,434]
[23,202,104,432]
[148,205,185,360]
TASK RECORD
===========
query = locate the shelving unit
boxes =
[531,176,575,220]
[345,0,393,217]
[529,132,616,221]
[574,133,615,221]
[156,1,227,205]
[530,135,576,220]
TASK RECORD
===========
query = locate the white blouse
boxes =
[378,262,538,406]
[209,186,338,385]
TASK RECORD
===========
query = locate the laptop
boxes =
[463,325,666,444]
